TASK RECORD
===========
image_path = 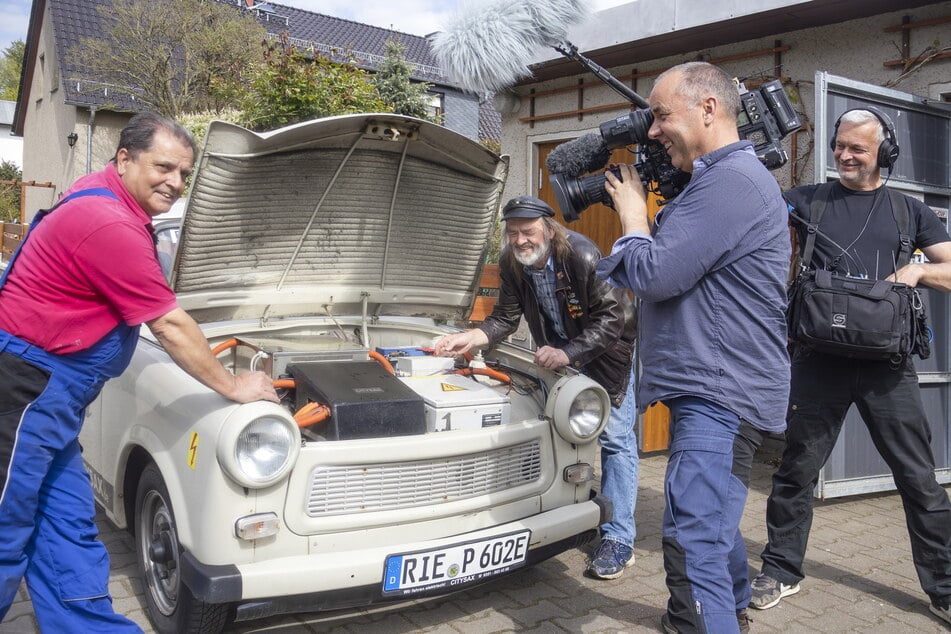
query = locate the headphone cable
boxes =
[790,171,895,278]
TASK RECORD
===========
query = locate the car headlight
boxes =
[545,374,611,444]
[217,403,300,488]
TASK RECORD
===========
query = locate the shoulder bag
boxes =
[786,183,931,361]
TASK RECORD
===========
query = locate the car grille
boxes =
[305,440,542,516]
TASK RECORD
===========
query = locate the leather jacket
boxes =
[479,230,637,405]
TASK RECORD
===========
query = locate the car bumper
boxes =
[182,497,608,622]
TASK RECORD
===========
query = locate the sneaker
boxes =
[585,539,634,579]
[749,573,801,610]
[661,610,751,633]
[930,602,951,626]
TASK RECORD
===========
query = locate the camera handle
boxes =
[553,42,650,109]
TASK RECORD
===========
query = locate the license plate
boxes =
[382,529,531,596]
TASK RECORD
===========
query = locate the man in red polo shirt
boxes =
[0,112,278,632]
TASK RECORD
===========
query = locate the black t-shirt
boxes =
[787,182,949,280]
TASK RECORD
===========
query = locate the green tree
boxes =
[71,0,266,118]
[238,35,387,131]
[0,40,24,101]
[0,159,23,223]
[373,40,438,122]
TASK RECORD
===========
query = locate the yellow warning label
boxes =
[187,432,199,470]
[441,382,466,391]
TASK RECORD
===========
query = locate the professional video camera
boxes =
[546,45,802,222]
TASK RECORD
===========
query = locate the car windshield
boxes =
[155,220,180,280]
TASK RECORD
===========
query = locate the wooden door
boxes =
[536,141,671,452]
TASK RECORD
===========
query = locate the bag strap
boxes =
[889,188,913,269]
[799,181,835,268]
[58,187,118,206]
[799,183,913,273]
[29,187,119,229]
[0,187,120,289]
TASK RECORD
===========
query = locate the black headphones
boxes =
[829,105,900,169]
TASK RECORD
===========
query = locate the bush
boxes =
[238,35,387,132]
[0,159,22,223]
[179,108,244,152]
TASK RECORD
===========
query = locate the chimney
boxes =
[245,0,254,7]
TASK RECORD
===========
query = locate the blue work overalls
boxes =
[0,188,144,632]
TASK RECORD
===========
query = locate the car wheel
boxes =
[135,463,231,634]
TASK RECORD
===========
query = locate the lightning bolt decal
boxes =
[187,431,199,470]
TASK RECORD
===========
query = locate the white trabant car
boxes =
[81,114,611,634]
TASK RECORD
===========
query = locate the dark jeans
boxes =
[663,397,766,633]
[760,348,951,603]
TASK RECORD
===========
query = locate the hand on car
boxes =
[534,345,569,370]
[434,329,488,357]
[232,371,280,403]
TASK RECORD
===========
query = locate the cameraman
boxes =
[750,108,951,626]
[596,61,790,633]
[434,196,639,580]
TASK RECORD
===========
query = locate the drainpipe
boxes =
[85,106,97,174]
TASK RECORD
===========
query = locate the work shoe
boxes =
[736,608,752,633]
[749,573,801,609]
[661,613,676,634]
[660,610,751,633]
[585,539,634,579]
[930,602,951,626]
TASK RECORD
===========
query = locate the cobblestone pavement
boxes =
[4,437,950,633]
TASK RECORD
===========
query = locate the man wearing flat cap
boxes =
[435,196,639,579]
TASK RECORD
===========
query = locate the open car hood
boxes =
[171,114,508,324]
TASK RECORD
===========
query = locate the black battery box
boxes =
[287,361,425,440]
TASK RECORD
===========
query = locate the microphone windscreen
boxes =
[546,133,611,177]
[432,0,590,94]
[524,0,590,46]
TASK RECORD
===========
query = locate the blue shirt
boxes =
[525,257,569,341]
[596,141,790,432]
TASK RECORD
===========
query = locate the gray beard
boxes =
[513,243,549,267]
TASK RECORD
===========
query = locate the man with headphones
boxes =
[434,195,639,581]
[750,107,951,626]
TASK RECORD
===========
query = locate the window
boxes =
[428,93,444,121]
[37,53,44,96]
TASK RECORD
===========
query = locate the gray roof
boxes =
[479,97,501,144]
[47,0,451,113]
[253,2,446,82]
[50,0,141,111]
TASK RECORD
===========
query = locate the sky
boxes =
[0,0,631,54]
[288,0,631,37]
[0,0,31,54]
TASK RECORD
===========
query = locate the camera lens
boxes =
[549,167,619,223]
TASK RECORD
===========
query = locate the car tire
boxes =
[135,463,232,634]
